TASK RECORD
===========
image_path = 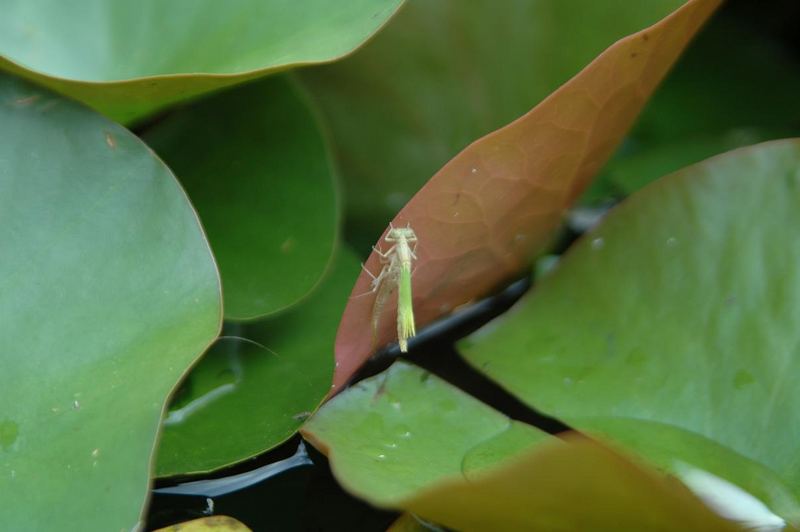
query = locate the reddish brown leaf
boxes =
[401,433,743,531]
[333,0,722,391]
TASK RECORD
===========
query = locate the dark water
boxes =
[148,437,398,531]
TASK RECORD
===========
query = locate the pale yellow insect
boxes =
[362,223,418,352]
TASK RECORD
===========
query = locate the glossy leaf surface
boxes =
[145,76,337,321]
[402,434,742,532]
[0,74,221,530]
[0,0,403,122]
[305,362,740,531]
[303,362,549,501]
[332,0,722,390]
[157,249,358,476]
[461,139,800,524]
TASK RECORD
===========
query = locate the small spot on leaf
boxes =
[0,419,19,450]
[733,370,755,389]
[280,237,296,254]
[13,95,40,106]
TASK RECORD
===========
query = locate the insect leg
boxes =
[409,241,418,260]
[351,262,391,299]
[373,243,396,259]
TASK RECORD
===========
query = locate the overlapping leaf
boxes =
[156,249,358,476]
[0,0,403,122]
[461,139,800,525]
[304,362,741,531]
[332,0,722,390]
[590,13,800,201]
[400,434,742,532]
[301,0,687,247]
[303,362,549,501]
[144,76,338,321]
[0,74,221,530]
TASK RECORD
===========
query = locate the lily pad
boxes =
[0,0,403,122]
[0,74,221,530]
[332,0,722,391]
[303,361,549,502]
[304,362,740,531]
[460,139,800,524]
[144,76,337,321]
[156,248,358,476]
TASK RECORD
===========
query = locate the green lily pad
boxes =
[300,0,686,246]
[304,362,741,531]
[0,0,403,123]
[156,248,358,476]
[303,361,549,502]
[144,76,337,321]
[461,139,800,523]
[0,74,221,530]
